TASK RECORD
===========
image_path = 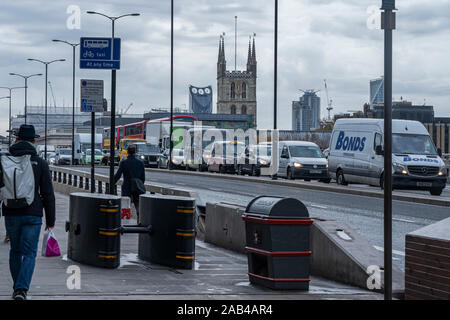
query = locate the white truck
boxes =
[74,133,102,165]
[328,119,448,196]
[146,121,192,153]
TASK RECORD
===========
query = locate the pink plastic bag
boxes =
[41,230,61,257]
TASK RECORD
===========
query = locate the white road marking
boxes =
[374,246,405,257]
[392,218,416,224]
[310,204,328,210]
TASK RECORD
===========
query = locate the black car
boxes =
[237,144,272,176]
[135,143,161,168]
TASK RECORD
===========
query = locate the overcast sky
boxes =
[0,0,449,135]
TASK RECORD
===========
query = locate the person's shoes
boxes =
[13,289,27,300]
[4,234,9,243]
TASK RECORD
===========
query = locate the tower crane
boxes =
[324,79,333,121]
[122,102,133,114]
[48,81,57,108]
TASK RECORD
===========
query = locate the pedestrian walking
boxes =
[1,124,55,300]
[114,144,146,219]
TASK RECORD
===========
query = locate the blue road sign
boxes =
[80,37,121,70]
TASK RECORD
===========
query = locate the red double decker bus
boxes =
[102,115,197,151]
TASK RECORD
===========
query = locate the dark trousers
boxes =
[5,216,42,291]
[131,193,140,220]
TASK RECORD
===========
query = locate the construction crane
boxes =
[122,102,133,114]
[48,81,57,108]
[324,79,333,121]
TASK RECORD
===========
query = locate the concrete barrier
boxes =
[205,202,246,254]
[311,219,404,297]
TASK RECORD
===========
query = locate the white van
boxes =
[328,119,447,196]
[277,141,330,182]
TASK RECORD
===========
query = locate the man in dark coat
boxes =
[114,144,145,219]
[2,124,56,300]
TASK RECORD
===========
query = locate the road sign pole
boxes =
[109,21,117,195]
[72,45,76,165]
[91,111,95,193]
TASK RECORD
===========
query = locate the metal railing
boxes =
[48,165,196,199]
[49,165,117,195]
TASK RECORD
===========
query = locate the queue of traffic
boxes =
[153,119,448,196]
[49,116,448,196]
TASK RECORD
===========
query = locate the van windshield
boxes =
[289,145,324,158]
[392,134,437,155]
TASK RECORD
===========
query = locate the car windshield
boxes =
[59,150,71,155]
[136,144,159,153]
[392,134,437,155]
[95,150,102,156]
[289,145,324,158]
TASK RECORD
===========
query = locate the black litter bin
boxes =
[138,194,196,269]
[242,196,313,290]
[66,193,122,268]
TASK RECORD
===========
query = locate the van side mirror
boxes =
[375,145,384,156]
[437,148,442,157]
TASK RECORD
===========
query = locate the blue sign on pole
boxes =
[80,37,121,70]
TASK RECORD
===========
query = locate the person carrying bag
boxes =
[1,125,55,300]
[114,144,146,220]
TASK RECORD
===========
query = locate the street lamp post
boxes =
[52,40,80,165]
[271,0,279,181]
[9,73,42,124]
[169,0,174,170]
[0,86,25,146]
[381,0,396,301]
[0,96,11,145]
[27,58,66,160]
[86,11,140,195]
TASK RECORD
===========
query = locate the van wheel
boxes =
[287,167,295,180]
[337,170,348,186]
[430,188,443,196]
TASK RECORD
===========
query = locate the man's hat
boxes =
[15,124,40,140]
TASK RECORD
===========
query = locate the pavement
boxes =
[0,192,383,300]
[70,166,450,272]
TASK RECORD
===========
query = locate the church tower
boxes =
[217,35,257,128]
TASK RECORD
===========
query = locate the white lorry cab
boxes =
[328,119,447,196]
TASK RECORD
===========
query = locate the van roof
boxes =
[334,118,429,135]
[279,141,319,147]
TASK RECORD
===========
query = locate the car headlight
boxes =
[294,162,303,168]
[259,159,267,165]
[438,166,445,176]
[172,159,179,164]
[393,162,407,174]
[140,155,145,160]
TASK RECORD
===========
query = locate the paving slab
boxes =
[0,192,383,300]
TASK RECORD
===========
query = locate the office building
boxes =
[292,90,321,131]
